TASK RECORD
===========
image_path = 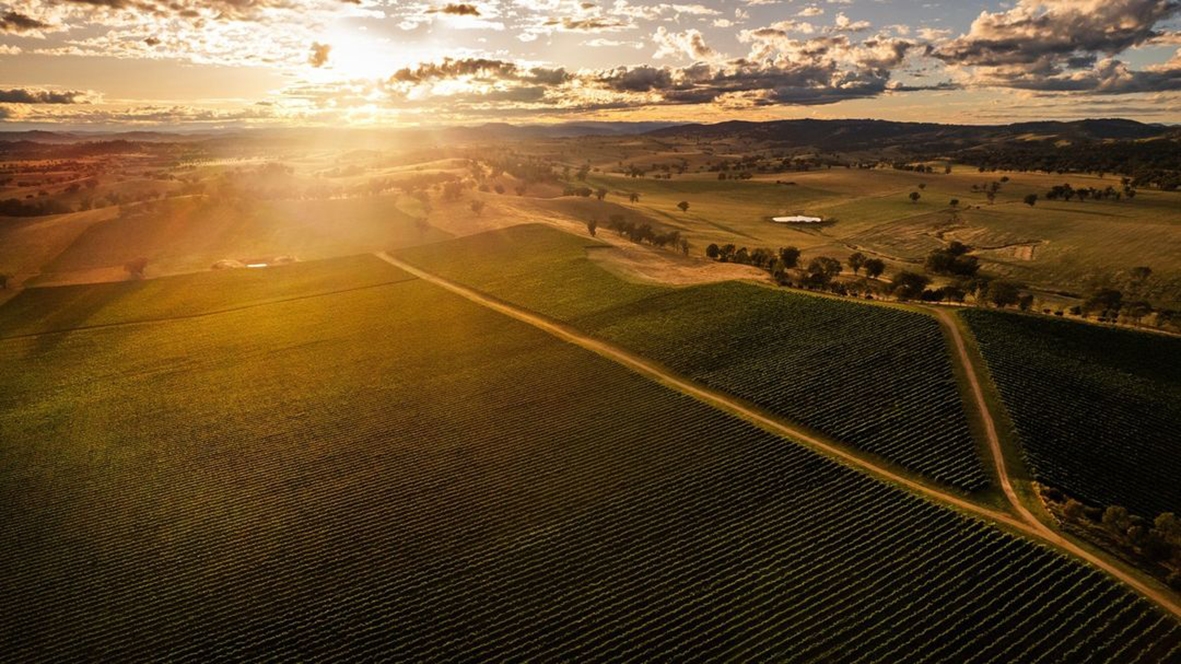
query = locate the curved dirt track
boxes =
[378,252,1181,620]
[930,306,1181,618]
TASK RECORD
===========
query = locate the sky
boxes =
[1,0,1180,129]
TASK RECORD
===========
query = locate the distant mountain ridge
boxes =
[0,121,683,146]
[644,118,1176,150]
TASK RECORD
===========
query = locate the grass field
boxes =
[585,166,1181,307]
[961,309,1181,518]
[396,224,989,491]
[1,255,1176,659]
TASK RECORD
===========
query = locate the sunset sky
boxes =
[2,0,1180,129]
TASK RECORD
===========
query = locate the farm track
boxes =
[0,276,418,341]
[378,252,1181,621]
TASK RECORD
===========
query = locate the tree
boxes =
[1154,512,1181,546]
[677,200,690,213]
[595,187,607,201]
[586,218,598,237]
[1124,301,1152,324]
[989,280,1021,308]
[1085,288,1123,316]
[807,257,842,286]
[1062,499,1086,521]
[863,258,886,279]
[1102,506,1131,538]
[706,243,720,259]
[124,257,148,279]
[925,244,979,277]
[470,200,486,216]
[1024,193,1038,207]
[909,191,921,204]
[778,246,801,269]
[891,271,930,300]
[847,252,866,274]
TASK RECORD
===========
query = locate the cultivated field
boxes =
[1,256,1177,659]
[962,309,1181,518]
[396,224,989,491]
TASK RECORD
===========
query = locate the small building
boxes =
[772,215,824,224]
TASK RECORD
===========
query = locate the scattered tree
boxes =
[778,246,801,269]
[863,258,886,279]
[470,200,486,216]
[677,200,690,213]
[595,187,607,201]
[988,280,1022,308]
[628,192,640,203]
[1085,288,1124,316]
[586,217,598,237]
[806,257,842,286]
[847,252,866,275]
[891,271,930,300]
[1024,193,1038,207]
[706,243,720,259]
[909,191,921,204]
[1102,506,1131,537]
[949,198,959,208]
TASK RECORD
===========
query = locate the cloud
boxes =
[308,41,330,67]
[937,0,1180,67]
[1,10,51,33]
[652,27,717,61]
[544,16,632,31]
[827,12,871,33]
[0,88,93,104]
[388,57,570,86]
[432,3,481,15]
[933,0,1181,94]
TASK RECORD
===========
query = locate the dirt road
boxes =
[378,251,1181,620]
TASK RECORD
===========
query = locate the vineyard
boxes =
[397,225,989,491]
[1,256,1177,659]
[961,309,1181,517]
[0,254,407,338]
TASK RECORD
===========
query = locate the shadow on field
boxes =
[0,280,144,355]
